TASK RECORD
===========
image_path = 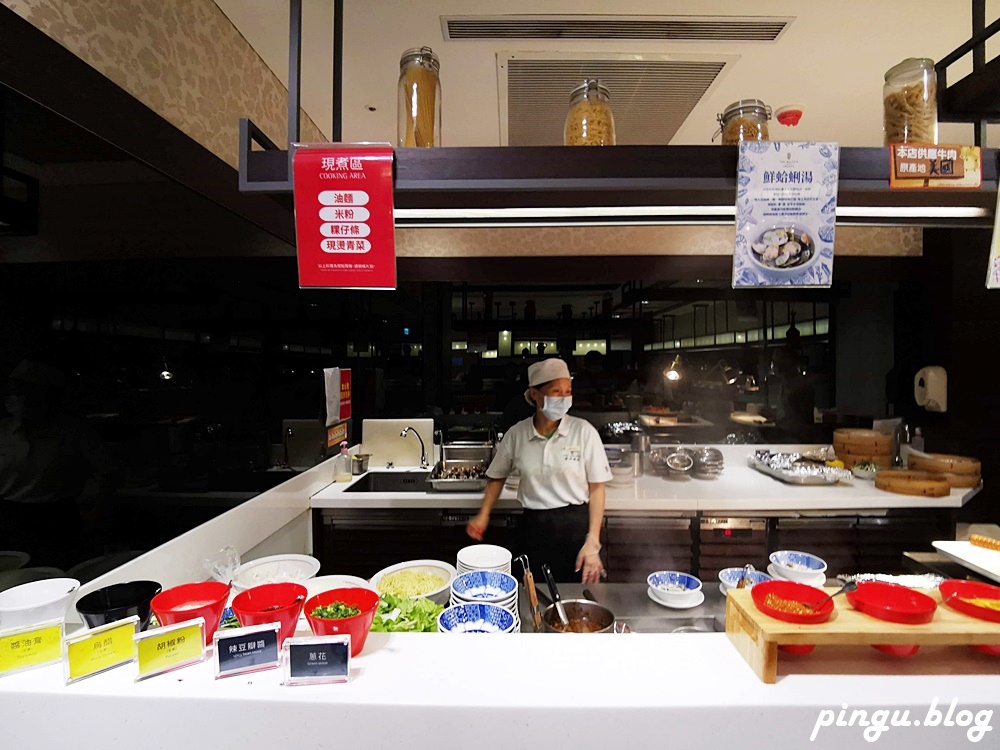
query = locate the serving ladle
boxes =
[805,580,858,610]
[541,563,570,629]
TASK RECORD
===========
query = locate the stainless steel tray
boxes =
[747,452,851,486]
[427,476,488,492]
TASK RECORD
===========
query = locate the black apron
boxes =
[517,503,590,583]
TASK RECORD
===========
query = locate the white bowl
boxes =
[371,560,456,606]
[304,574,375,601]
[648,585,702,608]
[0,577,80,630]
[231,554,320,592]
[456,545,512,571]
[768,550,827,583]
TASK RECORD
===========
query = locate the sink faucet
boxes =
[400,426,429,469]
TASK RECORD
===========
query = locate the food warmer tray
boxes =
[748,451,851,486]
[427,461,488,492]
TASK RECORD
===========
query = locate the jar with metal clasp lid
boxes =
[397,46,441,147]
[564,79,616,146]
[715,99,771,145]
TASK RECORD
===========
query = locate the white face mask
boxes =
[541,396,572,421]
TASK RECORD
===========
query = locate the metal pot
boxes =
[541,599,615,633]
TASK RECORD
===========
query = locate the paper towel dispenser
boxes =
[914,366,947,413]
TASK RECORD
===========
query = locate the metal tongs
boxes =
[515,554,543,632]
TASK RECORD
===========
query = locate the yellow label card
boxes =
[66,617,138,684]
[135,620,205,680]
[0,622,63,677]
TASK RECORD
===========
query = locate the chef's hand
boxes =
[466,511,490,541]
[575,533,604,584]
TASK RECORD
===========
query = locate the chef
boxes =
[466,358,612,583]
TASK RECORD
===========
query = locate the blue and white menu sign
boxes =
[732,142,840,288]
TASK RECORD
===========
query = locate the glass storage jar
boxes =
[564,80,616,146]
[883,58,937,145]
[716,100,771,145]
[397,46,441,147]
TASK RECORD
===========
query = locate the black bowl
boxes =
[75,580,162,630]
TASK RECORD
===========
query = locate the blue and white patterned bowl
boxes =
[450,570,518,602]
[769,550,827,582]
[647,571,702,594]
[647,571,702,605]
[718,567,772,591]
[438,602,516,634]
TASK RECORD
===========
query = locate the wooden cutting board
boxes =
[725,587,1000,683]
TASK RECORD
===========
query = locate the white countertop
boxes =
[311,445,980,513]
[3,632,996,750]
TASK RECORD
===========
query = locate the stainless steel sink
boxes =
[343,472,430,493]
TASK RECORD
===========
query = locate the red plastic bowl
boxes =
[847,581,937,625]
[232,582,307,646]
[939,579,1000,624]
[752,580,835,624]
[150,581,231,645]
[303,588,380,656]
[970,644,1000,656]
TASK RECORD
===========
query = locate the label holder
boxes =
[134,617,206,682]
[282,635,351,686]
[64,616,139,685]
[213,622,281,679]
[0,619,64,678]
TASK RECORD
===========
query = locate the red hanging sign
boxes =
[292,144,396,289]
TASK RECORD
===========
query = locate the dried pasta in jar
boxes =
[883,58,937,145]
[716,100,771,145]
[565,80,616,146]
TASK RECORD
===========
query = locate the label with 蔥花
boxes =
[0,620,63,678]
[135,618,206,681]
[282,635,351,686]
[65,616,138,685]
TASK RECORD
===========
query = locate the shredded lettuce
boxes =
[369,593,443,633]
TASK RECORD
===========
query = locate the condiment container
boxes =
[716,99,771,145]
[397,46,441,147]
[883,58,937,145]
[564,79,616,146]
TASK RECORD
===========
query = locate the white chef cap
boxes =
[523,358,571,404]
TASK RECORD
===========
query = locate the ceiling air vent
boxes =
[499,53,736,147]
[444,15,792,42]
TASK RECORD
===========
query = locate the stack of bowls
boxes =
[692,447,724,479]
[647,571,704,609]
[768,550,828,588]
[718,567,772,597]
[456,545,512,576]
[449,570,519,632]
[437,602,517,634]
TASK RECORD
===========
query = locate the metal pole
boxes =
[288,0,302,149]
[972,0,987,147]
[332,0,343,141]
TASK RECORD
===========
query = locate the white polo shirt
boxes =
[486,415,612,511]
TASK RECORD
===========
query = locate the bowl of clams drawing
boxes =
[748,224,820,276]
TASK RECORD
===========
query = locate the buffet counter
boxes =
[3,613,996,750]
[311,444,980,513]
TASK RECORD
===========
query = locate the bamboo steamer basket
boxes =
[908,453,981,477]
[833,428,893,455]
[875,469,951,497]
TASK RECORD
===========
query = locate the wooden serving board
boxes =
[725,587,1000,684]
